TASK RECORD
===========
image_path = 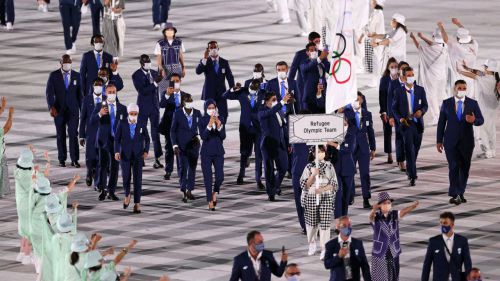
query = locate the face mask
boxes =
[271,101,278,107]
[107,94,116,103]
[207,109,215,116]
[174,82,181,90]
[99,76,108,83]
[94,43,103,51]
[253,72,263,79]
[441,225,452,234]
[254,243,265,253]
[456,90,466,98]
[351,101,360,110]
[94,86,103,95]
[316,43,322,50]
[128,115,137,124]
[309,51,318,60]
[209,49,218,57]
[287,276,300,281]
[278,71,287,80]
[340,227,352,237]
[165,30,175,38]
[249,89,257,95]
[184,102,192,109]
[62,63,72,72]
[390,68,398,75]
[406,77,415,84]
[143,63,151,71]
[317,152,326,161]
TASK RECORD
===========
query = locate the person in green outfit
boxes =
[53,202,79,281]
[0,98,14,198]
[83,239,137,281]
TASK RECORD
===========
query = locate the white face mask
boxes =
[209,49,218,57]
[94,86,103,95]
[128,115,138,124]
[174,82,181,90]
[406,77,415,84]
[317,152,326,161]
[107,94,116,103]
[62,63,72,72]
[287,276,300,281]
[253,72,263,79]
[352,101,361,110]
[271,101,278,107]
[316,43,322,50]
[143,63,151,71]
[309,51,318,60]
[277,71,287,80]
[94,43,103,51]
[390,68,398,76]
[207,109,215,116]
[184,102,192,109]
[249,89,257,95]
[99,76,108,83]
[456,90,466,98]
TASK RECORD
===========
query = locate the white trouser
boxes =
[116,16,126,57]
[294,3,309,33]
[276,0,290,21]
[306,225,331,251]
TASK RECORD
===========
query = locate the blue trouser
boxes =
[445,144,473,197]
[178,148,199,191]
[59,4,81,50]
[401,124,422,180]
[163,134,180,174]
[89,2,103,36]
[121,155,143,203]
[334,175,354,218]
[353,146,371,200]
[261,145,288,197]
[383,120,392,154]
[97,145,119,194]
[152,0,170,25]
[201,154,224,202]
[291,165,306,230]
[238,127,263,183]
[54,111,79,163]
[85,136,98,185]
[0,0,14,24]
[139,112,163,158]
[395,123,406,163]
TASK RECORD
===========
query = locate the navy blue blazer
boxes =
[199,116,226,156]
[379,75,392,114]
[132,69,159,115]
[80,50,113,97]
[289,48,309,100]
[334,139,356,177]
[421,234,472,281]
[114,121,150,160]
[344,107,376,153]
[229,250,287,281]
[324,237,372,281]
[159,90,187,135]
[392,84,428,130]
[299,53,330,109]
[79,94,105,140]
[265,78,299,115]
[223,87,264,133]
[437,97,484,150]
[195,57,235,100]
[46,69,82,115]
[259,103,288,151]
[244,78,268,90]
[170,108,202,151]
[386,78,405,119]
[95,102,127,151]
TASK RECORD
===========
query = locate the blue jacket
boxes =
[379,75,392,114]
[79,94,105,140]
[421,233,472,281]
[292,143,309,175]
[159,90,187,135]
[46,69,82,115]
[265,78,299,115]
[371,210,401,258]
[195,57,235,100]
[199,100,226,157]
[324,237,372,281]
[392,84,428,130]
[386,78,405,119]
[334,139,356,177]
[437,97,484,150]
[258,103,288,151]
[229,250,287,281]
[289,48,309,101]
[95,102,127,151]
[132,68,159,115]
[243,78,268,90]
[222,87,264,133]
[114,121,150,160]
[60,0,81,5]
[170,108,202,151]
[80,50,113,97]
[344,107,376,153]
[299,53,330,110]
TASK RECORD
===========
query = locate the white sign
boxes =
[289,114,345,144]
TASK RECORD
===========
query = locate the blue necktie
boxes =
[280,81,287,114]
[64,73,69,90]
[110,104,115,137]
[174,93,180,108]
[96,52,101,68]
[129,124,136,139]
[250,94,255,108]
[96,97,101,104]
[457,100,463,121]
[410,90,417,122]
[355,111,360,129]
[214,60,219,74]
[187,115,193,128]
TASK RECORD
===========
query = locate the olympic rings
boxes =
[331,58,352,84]
[331,33,346,59]
[332,51,342,73]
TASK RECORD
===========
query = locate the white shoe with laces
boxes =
[308,242,317,256]
[153,24,161,31]
[6,22,13,30]
[320,250,326,260]
[160,23,166,29]
[16,253,23,262]
[71,43,76,53]
[42,4,48,12]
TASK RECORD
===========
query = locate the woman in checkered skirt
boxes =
[300,145,338,261]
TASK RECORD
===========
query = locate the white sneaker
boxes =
[38,4,43,11]
[486,150,494,159]
[160,23,166,29]
[71,43,76,53]
[277,18,291,24]
[66,49,75,55]
[21,254,32,265]
[153,24,161,31]
[16,253,23,262]
[308,242,317,256]
[42,4,48,12]
[6,22,13,30]
[320,250,326,260]
[299,31,308,37]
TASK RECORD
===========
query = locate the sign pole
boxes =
[315,144,320,205]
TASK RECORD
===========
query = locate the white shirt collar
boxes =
[398,77,405,84]
[61,69,71,76]
[337,234,352,244]
[247,251,262,263]
[93,93,103,100]
[454,96,465,103]
[183,107,193,117]
[278,77,288,84]
[142,68,150,76]
[442,233,455,244]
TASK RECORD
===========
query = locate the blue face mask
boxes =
[340,227,352,237]
[441,225,452,234]
[254,243,265,253]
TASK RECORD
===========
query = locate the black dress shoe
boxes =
[153,159,164,169]
[98,191,107,201]
[257,182,265,190]
[459,195,467,203]
[449,196,461,205]
[163,172,171,180]
[133,204,141,214]
[71,162,81,168]
[301,229,307,235]
[363,198,372,209]
[59,161,66,167]
[409,179,416,186]
[236,176,244,185]
[85,175,92,186]
[349,198,354,205]
[268,195,276,202]
[108,193,119,201]
[182,191,188,203]
[276,189,282,196]
[186,190,195,200]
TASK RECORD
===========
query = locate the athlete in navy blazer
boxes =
[80,35,113,97]
[79,78,105,187]
[437,80,483,204]
[46,55,82,167]
[195,41,235,122]
[332,139,356,218]
[300,43,330,112]
[265,76,299,116]
[392,67,428,186]
[223,80,265,187]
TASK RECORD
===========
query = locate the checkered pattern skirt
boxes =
[302,192,334,230]
[365,38,374,73]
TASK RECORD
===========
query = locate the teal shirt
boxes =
[15,168,32,237]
